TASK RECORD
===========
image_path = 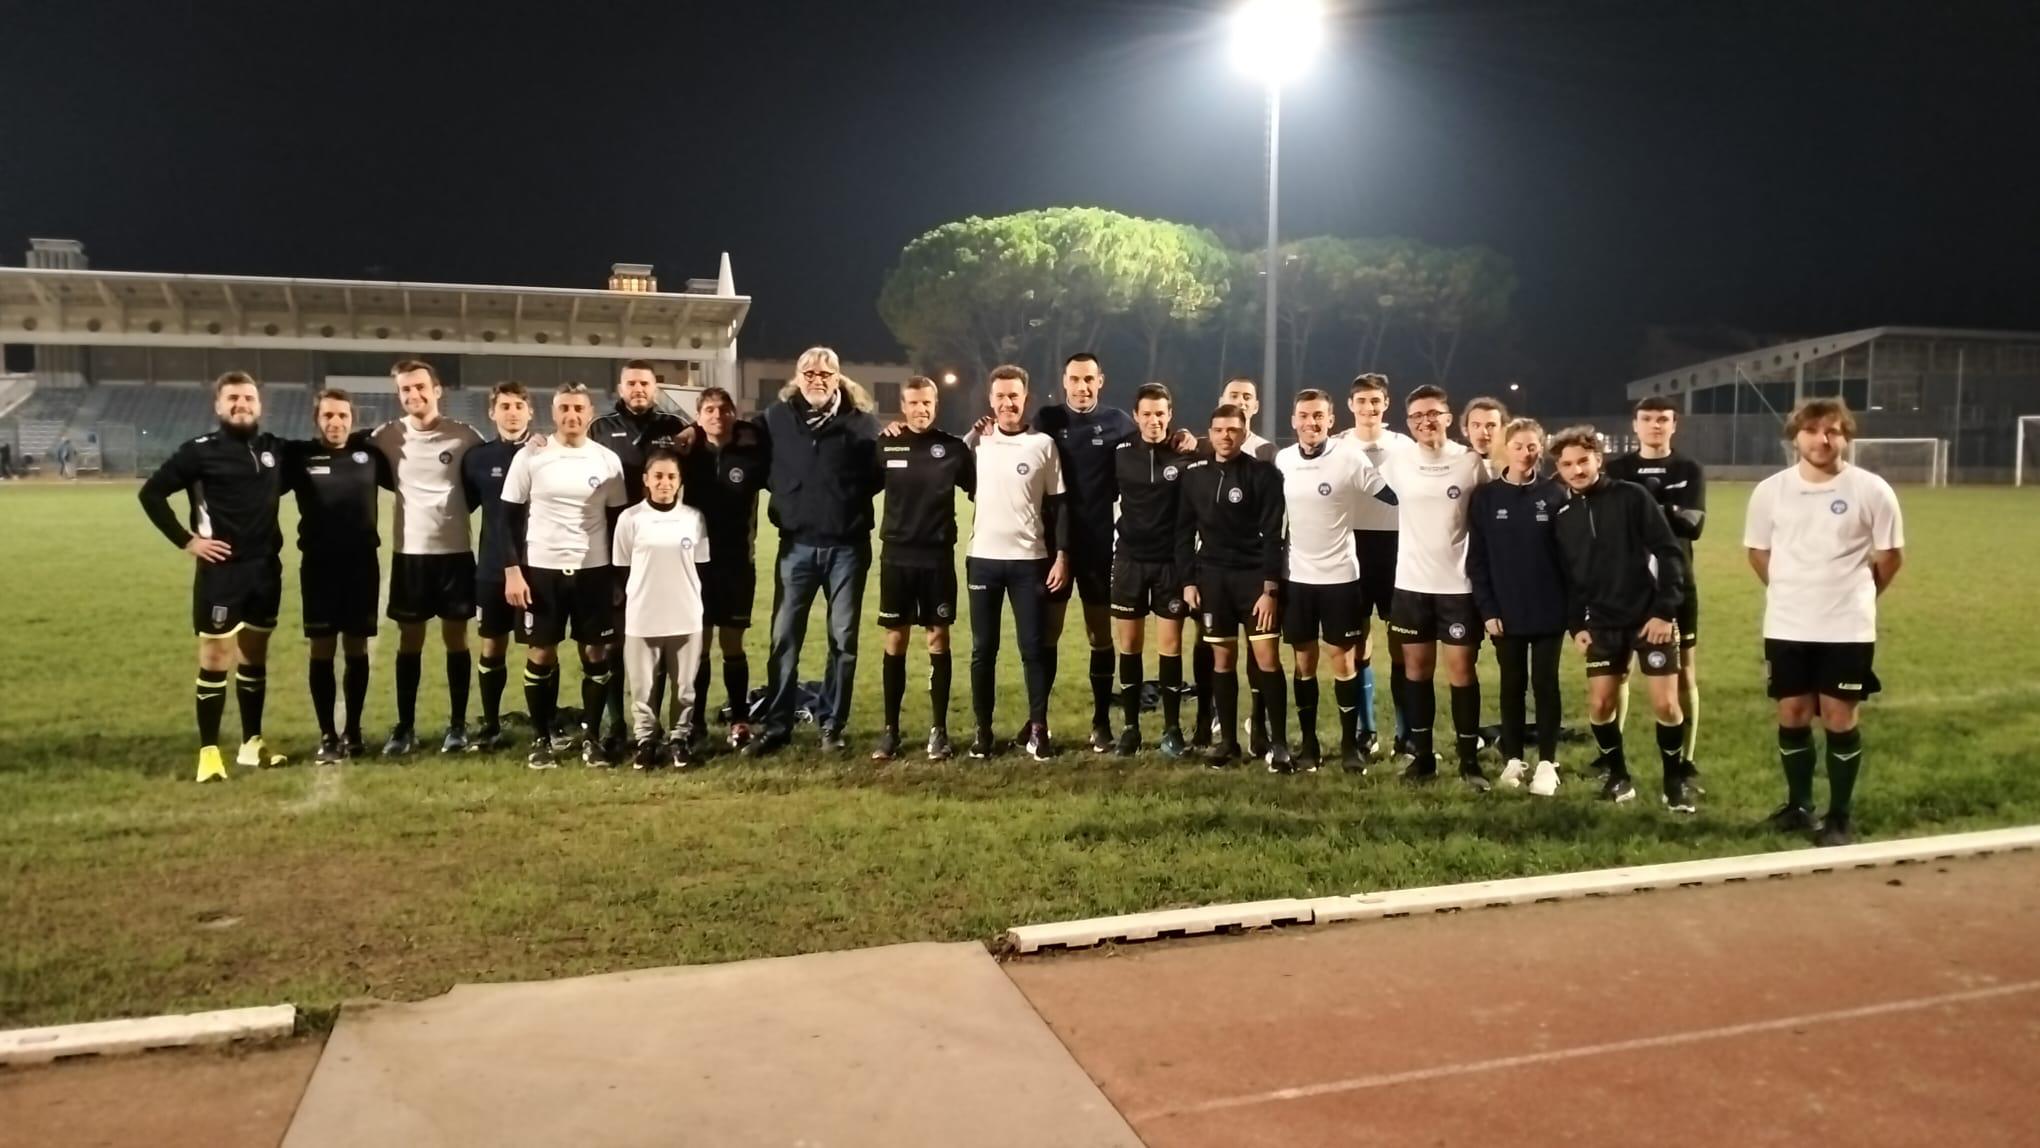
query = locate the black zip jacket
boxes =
[1037,403,1135,558]
[1606,450,1705,586]
[139,425,286,564]
[590,400,692,504]
[1552,476,1687,633]
[878,427,975,565]
[757,392,880,547]
[681,422,772,564]
[1114,437,1191,563]
[283,434,390,559]
[1466,474,1569,636]
[1175,451,1285,584]
[462,435,528,582]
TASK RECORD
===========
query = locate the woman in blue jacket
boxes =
[1466,418,1570,796]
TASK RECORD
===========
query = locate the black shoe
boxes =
[670,738,695,770]
[1662,777,1697,814]
[1460,766,1492,793]
[468,722,506,753]
[601,733,629,766]
[342,732,367,759]
[1600,774,1637,803]
[1190,727,1213,751]
[742,731,790,758]
[1816,809,1854,847]
[550,728,582,753]
[1265,743,1294,774]
[1113,726,1142,757]
[1249,723,1270,761]
[314,735,344,765]
[1681,757,1706,795]
[819,727,849,754]
[526,738,558,770]
[1393,734,1414,759]
[1024,722,1055,762]
[1340,742,1370,775]
[440,724,470,754]
[1763,802,1817,833]
[582,738,609,768]
[1204,741,1241,768]
[381,725,417,758]
[1400,756,1439,785]
[1295,736,1322,773]
[871,728,902,762]
[1358,730,1381,761]
[633,739,661,771]
[1089,723,1114,754]
[1478,724,1503,753]
[968,728,997,759]
[926,726,954,762]
[1157,727,1188,759]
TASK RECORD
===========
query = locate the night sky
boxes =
[2,0,2034,409]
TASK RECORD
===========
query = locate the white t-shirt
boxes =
[1242,431,1276,462]
[968,427,1065,561]
[1377,441,1488,595]
[612,500,710,637]
[1744,464,1904,643]
[371,417,486,555]
[1276,439,1388,585]
[500,439,627,571]
[1342,428,1416,532]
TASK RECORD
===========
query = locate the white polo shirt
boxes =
[1744,464,1904,643]
[1276,438,1388,585]
[612,500,711,638]
[371,417,486,555]
[968,426,1065,561]
[500,439,627,571]
[1342,428,1416,532]
[1377,440,1488,595]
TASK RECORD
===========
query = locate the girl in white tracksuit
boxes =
[611,448,711,768]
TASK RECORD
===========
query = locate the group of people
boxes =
[140,347,1903,846]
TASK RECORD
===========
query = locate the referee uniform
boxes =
[284,436,389,753]
[876,426,974,753]
[1037,401,1136,741]
[1176,448,1287,762]
[680,420,770,733]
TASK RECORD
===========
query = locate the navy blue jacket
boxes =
[1466,474,1570,637]
[1037,403,1135,560]
[757,391,880,547]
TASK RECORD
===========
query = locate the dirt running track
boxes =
[1006,851,2040,1148]
[0,1040,322,1148]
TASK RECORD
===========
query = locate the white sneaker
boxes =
[1529,760,1561,797]
[1498,758,1528,788]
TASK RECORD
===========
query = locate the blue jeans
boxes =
[765,540,870,737]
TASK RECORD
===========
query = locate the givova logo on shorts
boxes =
[1646,650,1668,669]
[1447,622,1467,640]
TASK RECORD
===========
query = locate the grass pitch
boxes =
[3,480,2038,1027]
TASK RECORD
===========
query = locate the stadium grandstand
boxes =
[0,238,750,475]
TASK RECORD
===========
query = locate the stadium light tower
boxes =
[1231,0,1325,441]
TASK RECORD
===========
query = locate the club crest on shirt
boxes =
[1317,482,1332,497]
[1227,487,1243,503]
[936,602,953,619]
[587,475,600,488]
[1163,465,1179,481]
[1448,622,1467,640]
[728,466,746,484]
[930,444,946,460]
[438,451,453,464]
[352,451,369,464]
[682,537,695,550]
[1017,462,1031,476]
[1830,499,1848,514]
[258,450,275,468]
[1446,485,1462,500]
[1646,650,1668,669]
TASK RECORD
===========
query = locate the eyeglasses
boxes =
[801,370,835,382]
[1408,411,1450,423]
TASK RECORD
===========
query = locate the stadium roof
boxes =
[1627,325,2040,400]
[0,258,750,361]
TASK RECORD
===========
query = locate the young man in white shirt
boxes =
[1745,398,1904,846]
[1378,385,1492,788]
[500,384,629,769]
[1344,373,1417,759]
[966,365,1069,761]
[1277,389,1395,771]
[612,449,711,770]
[368,359,487,756]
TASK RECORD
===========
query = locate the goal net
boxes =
[1849,438,1948,487]
[2017,416,2040,487]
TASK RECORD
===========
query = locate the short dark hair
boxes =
[1463,396,1507,422]
[1635,397,1680,416]
[696,385,737,412]
[390,359,439,384]
[1224,375,1258,392]
[1133,383,1173,407]
[1063,352,1100,371]
[902,375,937,392]
[213,370,259,396]
[1211,403,1247,425]
[1785,397,1858,440]
[314,387,352,407]
[642,446,684,475]
[621,359,659,375]
[1294,388,1333,408]
[489,381,529,408]
[1406,384,1449,407]
[989,363,1030,388]
[1549,425,1603,457]
[1350,373,1389,397]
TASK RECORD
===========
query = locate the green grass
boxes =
[4,481,2039,1027]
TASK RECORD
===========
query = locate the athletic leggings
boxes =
[967,557,1051,730]
[1493,633,1563,763]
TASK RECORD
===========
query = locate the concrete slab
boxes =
[283,941,1140,1148]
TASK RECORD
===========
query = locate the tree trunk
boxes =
[1217,324,1230,385]
[1145,324,1163,381]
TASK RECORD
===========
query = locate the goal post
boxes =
[1849,438,1948,487]
[2017,416,2040,487]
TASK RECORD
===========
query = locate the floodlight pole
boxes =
[1260,83,1281,442]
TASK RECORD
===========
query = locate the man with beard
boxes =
[139,371,290,782]
[461,381,535,751]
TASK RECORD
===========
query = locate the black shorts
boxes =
[388,552,477,624]
[1197,568,1279,642]
[1284,580,1367,646]
[1110,555,1189,620]
[1585,627,1682,678]
[475,578,518,640]
[1389,589,1482,647]
[301,551,381,639]
[517,567,617,647]
[1046,544,1111,605]
[1676,585,1699,650]
[878,559,958,628]
[1765,640,1880,701]
[193,556,282,637]
[701,561,757,629]
[1355,531,1398,622]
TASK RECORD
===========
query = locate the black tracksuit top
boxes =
[878,427,975,565]
[1175,451,1286,583]
[1606,450,1706,587]
[1552,476,1687,633]
[284,435,390,559]
[139,427,286,564]
[590,401,692,505]
[1114,437,1192,564]
[1037,403,1135,558]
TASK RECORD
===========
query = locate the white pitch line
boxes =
[1134,979,2040,1123]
